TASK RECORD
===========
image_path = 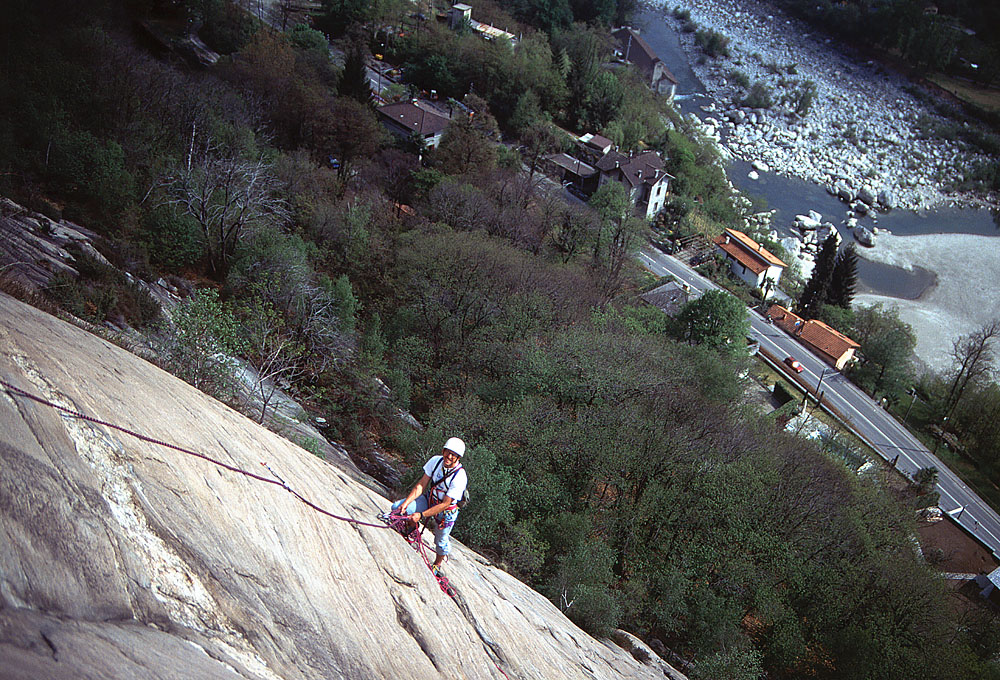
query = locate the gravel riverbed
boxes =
[657,0,997,213]
[650,0,1000,372]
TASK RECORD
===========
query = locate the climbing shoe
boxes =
[430,564,444,578]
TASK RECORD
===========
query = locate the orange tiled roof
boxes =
[799,319,860,361]
[767,304,802,334]
[766,304,859,362]
[714,236,767,275]
[717,229,787,268]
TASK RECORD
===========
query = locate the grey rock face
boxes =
[0,294,680,680]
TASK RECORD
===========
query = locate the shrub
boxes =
[157,288,247,400]
[695,29,731,58]
[44,247,160,327]
[142,205,205,270]
[672,7,691,21]
[728,69,750,89]
[743,81,773,109]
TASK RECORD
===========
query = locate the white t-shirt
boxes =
[423,455,468,506]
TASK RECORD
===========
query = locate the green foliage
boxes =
[785,79,817,116]
[47,127,136,215]
[849,303,917,401]
[159,288,247,400]
[330,274,359,334]
[674,289,750,351]
[694,28,731,58]
[339,39,373,103]
[142,206,205,270]
[548,538,621,636]
[191,0,260,54]
[797,232,838,317]
[692,647,764,680]
[742,81,774,109]
[829,242,859,308]
[728,69,751,89]
[45,247,160,327]
[287,24,329,58]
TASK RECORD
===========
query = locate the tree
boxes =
[945,319,1000,418]
[239,296,306,423]
[588,182,644,299]
[829,242,858,309]
[520,121,562,196]
[436,95,499,176]
[159,289,247,400]
[849,304,916,400]
[160,138,289,278]
[797,232,838,318]
[308,97,387,181]
[674,289,750,351]
[338,37,373,103]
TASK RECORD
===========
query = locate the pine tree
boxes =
[338,38,372,104]
[798,232,838,318]
[829,243,859,309]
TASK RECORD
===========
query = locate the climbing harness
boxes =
[426,457,469,510]
[1,378,513,679]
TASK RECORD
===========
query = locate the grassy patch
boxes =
[927,74,1000,114]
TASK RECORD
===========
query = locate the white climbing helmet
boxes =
[443,437,466,457]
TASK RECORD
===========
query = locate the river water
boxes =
[633,8,999,299]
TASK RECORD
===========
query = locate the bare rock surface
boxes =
[0,293,679,679]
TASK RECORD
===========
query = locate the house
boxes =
[578,132,614,159]
[712,228,786,297]
[448,3,517,44]
[640,280,690,317]
[612,27,679,100]
[975,568,1000,606]
[542,153,598,192]
[595,150,672,220]
[766,304,861,371]
[376,101,451,150]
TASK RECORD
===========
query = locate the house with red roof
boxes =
[712,228,786,299]
[766,304,861,370]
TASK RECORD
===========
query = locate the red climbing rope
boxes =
[0,378,390,529]
[2,378,513,679]
[382,512,457,596]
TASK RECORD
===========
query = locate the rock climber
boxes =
[392,437,468,576]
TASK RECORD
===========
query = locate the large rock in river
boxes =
[0,293,679,680]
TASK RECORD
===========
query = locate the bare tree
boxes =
[945,319,1000,418]
[241,298,306,423]
[160,134,289,277]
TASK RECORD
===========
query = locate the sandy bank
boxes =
[854,232,1000,373]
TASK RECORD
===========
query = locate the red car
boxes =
[784,356,804,373]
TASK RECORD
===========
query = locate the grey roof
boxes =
[377,102,451,136]
[613,27,659,73]
[640,281,689,316]
[546,153,596,177]
[596,150,669,190]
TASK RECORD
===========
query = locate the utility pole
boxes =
[904,388,918,423]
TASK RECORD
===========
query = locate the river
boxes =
[633,7,999,299]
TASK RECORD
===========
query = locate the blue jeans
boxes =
[392,497,459,558]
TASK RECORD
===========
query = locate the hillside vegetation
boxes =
[1,1,998,678]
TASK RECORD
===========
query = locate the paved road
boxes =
[639,247,1000,560]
